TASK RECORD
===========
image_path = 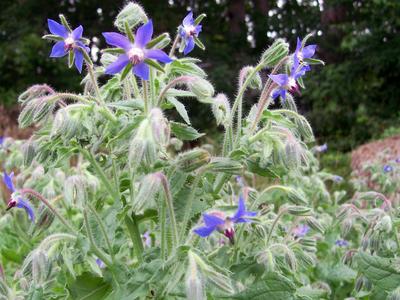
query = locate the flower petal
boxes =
[16,198,35,222]
[48,19,68,38]
[3,172,15,193]
[134,20,153,48]
[102,32,132,50]
[296,37,302,52]
[195,25,202,36]
[105,54,129,75]
[74,49,84,73]
[146,49,173,63]
[71,25,83,40]
[203,214,224,227]
[50,41,67,57]
[182,11,194,26]
[302,44,317,59]
[193,226,216,237]
[133,62,150,80]
[183,37,195,55]
[269,74,288,87]
[76,41,90,53]
[233,196,246,220]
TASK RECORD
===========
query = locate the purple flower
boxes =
[314,143,328,153]
[0,137,4,146]
[293,224,310,238]
[102,20,173,80]
[179,11,202,55]
[294,37,317,64]
[395,158,400,163]
[193,196,256,244]
[269,54,309,100]
[3,172,35,222]
[335,239,349,247]
[47,19,90,73]
[383,165,393,173]
[333,175,343,183]
[142,231,151,247]
[96,258,106,269]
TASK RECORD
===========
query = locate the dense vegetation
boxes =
[1,0,399,150]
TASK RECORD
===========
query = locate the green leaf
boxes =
[194,36,205,50]
[120,63,133,81]
[194,13,206,25]
[230,273,296,300]
[170,121,204,141]
[167,97,191,124]
[144,59,165,73]
[356,252,400,294]
[67,272,112,300]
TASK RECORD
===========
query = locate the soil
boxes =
[0,105,34,139]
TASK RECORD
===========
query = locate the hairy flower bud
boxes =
[212,93,231,127]
[209,157,243,174]
[256,249,275,272]
[185,251,205,300]
[64,175,88,208]
[114,2,148,31]
[129,119,158,168]
[340,218,353,237]
[305,216,325,234]
[21,139,37,167]
[375,215,392,233]
[260,38,289,67]
[176,148,211,172]
[51,108,80,140]
[188,78,214,103]
[287,206,312,216]
[149,108,170,146]
[388,287,400,300]
[239,66,262,90]
[134,173,162,212]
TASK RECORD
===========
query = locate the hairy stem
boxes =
[124,215,144,263]
[169,34,180,57]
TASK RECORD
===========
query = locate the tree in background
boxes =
[0,0,399,150]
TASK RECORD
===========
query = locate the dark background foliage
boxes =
[0,0,399,151]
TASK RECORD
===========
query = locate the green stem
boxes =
[83,208,112,267]
[149,68,156,107]
[88,204,115,262]
[87,64,102,103]
[81,149,119,201]
[160,201,167,260]
[20,188,77,235]
[124,215,144,263]
[266,209,286,246]
[142,80,149,113]
[169,34,180,57]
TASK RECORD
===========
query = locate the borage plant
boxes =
[2,2,399,300]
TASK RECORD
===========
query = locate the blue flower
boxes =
[47,19,90,73]
[194,196,256,244]
[293,224,310,238]
[314,143,328,153]
[383,165,393,173]
[179,11,202,55]
[395,158,400,163]
[269,54,310,100]
[102,20,173,80]
[294,37,317,65]
[96,258,106,269]
[335,239,349,247]
[333,175,343,183]
[3,172,35,222]
[0,136,4,146]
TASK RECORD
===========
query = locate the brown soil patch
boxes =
[351,135,400,172]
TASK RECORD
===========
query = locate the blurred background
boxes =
[0,0,399,161]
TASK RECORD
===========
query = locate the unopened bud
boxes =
[375,215,392,233]
[355,276,364,293]
[284,248,298,271]
[21,140,36,167]
[256,249,275,272]
[64,175,88,208]
[129,119,158,168]
[239,66,262,90]
[212,93,231,126]
[149,108,170,146]
[176,148,211,173]
[134,173,162,212]
[209,157,243,174]
[114,2,148,31]
[388,287,400,300]
[169,137,183,151]
[287,206,312,216]
[260,39,289,67]
[287,188,308,205]
[341,218,353,237]
[305,216,325,234]
[188,78,214,103]
[185,251,205,300]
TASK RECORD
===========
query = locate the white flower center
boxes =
[64,36,75,46]
[184,25,196,37]
[297,52,303,61]
[128,47,145,65]
[288,77,297,88]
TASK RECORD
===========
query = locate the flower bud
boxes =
[284,248,298,272]
[30,204,55,236]
[21,139,37,167]
[260,39,289,67]
[129,119,158,168]
[188,78,214,103]
[185,251,205,300]
[134,173,162,212]
[388,287,400,300]
[355,276,364,293]
[287,206,312,216]
[51,109,80,140]
[176,148,211,173]
[239,66,262,90]
[305,216,325,234]
[209,157,243,174]
[212,93,231,127]
[287,188,308,205]
[64,175,88,208]
[169,137,183,151]
[114,2,148,31]
[256,249,275,272]
[149,108,170,146]
[340,218,353,237]
[375,215,392,233]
